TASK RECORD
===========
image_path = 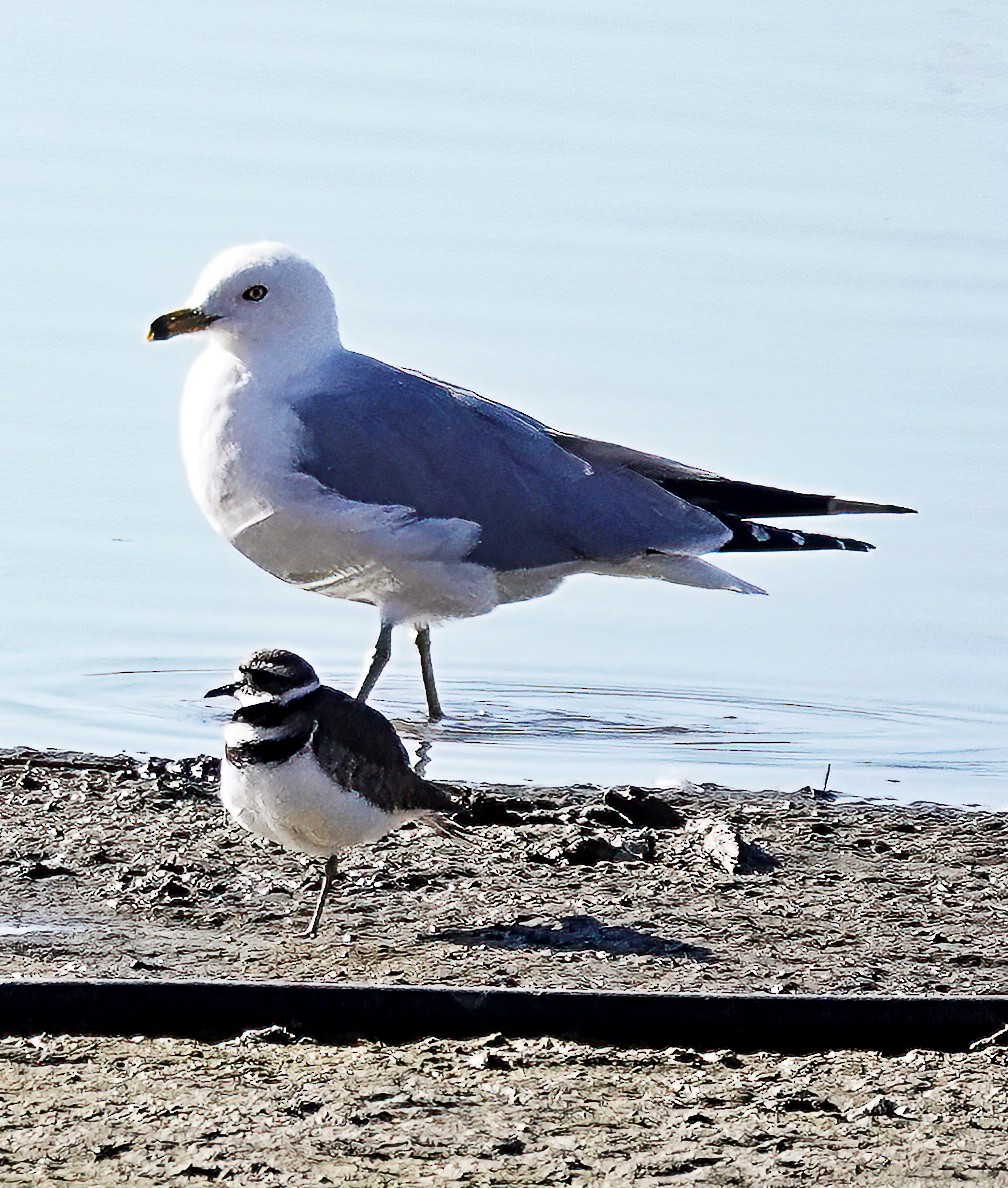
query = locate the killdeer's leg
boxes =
[415,626,444,722]
[357,621,393,702]
[303,854,339,939]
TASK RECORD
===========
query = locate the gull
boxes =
[150,242,914,720]
[206,649,459,937]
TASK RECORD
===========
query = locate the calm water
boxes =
[1,3,1005,806]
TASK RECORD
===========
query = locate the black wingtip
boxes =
[827,498,917,516]
[719,518,877,553]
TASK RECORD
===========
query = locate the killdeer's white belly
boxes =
[219,746,411,859]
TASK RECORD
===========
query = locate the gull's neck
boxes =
[209,324,344,389]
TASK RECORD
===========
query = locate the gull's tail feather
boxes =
[602,552,767,594]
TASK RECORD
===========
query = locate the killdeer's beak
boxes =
[205,680,242,699]
[147,307,221,342]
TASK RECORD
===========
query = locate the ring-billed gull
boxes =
[206,648,458,937]
[150,242,914,720]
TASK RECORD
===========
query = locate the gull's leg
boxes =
[357,621,393,702]
[416,626,444,722]
[302,854,339,938]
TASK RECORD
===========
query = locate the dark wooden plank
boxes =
[1,981,1007,1053]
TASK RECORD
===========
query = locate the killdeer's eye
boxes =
[244,668,288,694]
[242,284,268,302]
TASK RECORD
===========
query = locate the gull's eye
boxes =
[242,284,269,302]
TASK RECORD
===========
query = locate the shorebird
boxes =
[151,242,914,720]
[206,649,458,937]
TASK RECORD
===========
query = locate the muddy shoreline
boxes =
[2,748,1005,993]
[1,748,1006,1184]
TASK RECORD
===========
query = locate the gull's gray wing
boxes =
[294,352,729,571]
[311,687,456,815]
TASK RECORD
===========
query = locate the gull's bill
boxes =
[148,307,220,341]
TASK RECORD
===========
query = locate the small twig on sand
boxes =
[969,1023,1008,1052]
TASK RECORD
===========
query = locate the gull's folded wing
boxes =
[293,354,733,571]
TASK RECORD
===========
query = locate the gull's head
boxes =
[205,648,321,707]
[147,242,340,362]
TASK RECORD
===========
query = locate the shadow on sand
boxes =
[425,914,712,960]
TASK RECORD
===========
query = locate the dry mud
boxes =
[3,1032,1007,1185]
[1,748,1006,1183]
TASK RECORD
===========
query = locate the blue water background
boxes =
[1,2,1005,805]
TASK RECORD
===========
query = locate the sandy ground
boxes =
[3,1031,1007,1185]
[1,748,1007,1183]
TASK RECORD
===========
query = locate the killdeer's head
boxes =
[206,649,321,708]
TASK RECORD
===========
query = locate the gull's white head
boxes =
[148,241,341,364]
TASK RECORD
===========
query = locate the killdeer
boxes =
[151,242,914,720]
[206,649,458,937]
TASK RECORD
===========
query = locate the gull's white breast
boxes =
[180,346,306,542]
[219,744,411,859]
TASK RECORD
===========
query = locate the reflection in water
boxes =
[392,681,1003,764]
[413,738,433,778]
[0,664,1003,808]
[380,678,1008,807]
